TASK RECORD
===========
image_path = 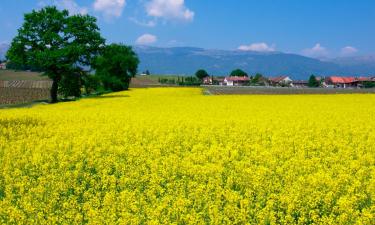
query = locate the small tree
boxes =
[94,44,139,91]
[195,69,209,80]
[252,73,263,84]
[230,69,247,77]
[308,75,320,87]
[6,6,104,102]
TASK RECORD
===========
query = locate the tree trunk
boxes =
[124,76,131,90]
[50,78,59,103]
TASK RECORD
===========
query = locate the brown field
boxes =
[204,86,375,95]
[0,71,52,106]
[0,70,48,81]
[0,88,50,105]
[129,76,161,88]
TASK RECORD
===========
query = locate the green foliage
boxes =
[160,78,176,84]
[230,69,248,77]
[94,44,139,92]
[58,71,82,98]
[179,76,201,86]
[308,75,320,87]
[82,74,102,94]
[362,81,375,88]
[251,73,263,84]
[6,6,104,102]
[195,69,209,80]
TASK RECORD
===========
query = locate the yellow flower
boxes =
[0,88,374,224]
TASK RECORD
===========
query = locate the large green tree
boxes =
[195,69,209,80]
[6,6,104,102]
[230,69,248,77]
[93,44,139,91]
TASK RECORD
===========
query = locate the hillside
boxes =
[2,43,375,80]
[134,46,375,79]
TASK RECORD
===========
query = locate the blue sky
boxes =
[0,0,374,58]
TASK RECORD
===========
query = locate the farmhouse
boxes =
[269,76,293,87]
[0,62,6,70]
[325,76,357,88]
[202,76,213,85]
[224,76,250,86]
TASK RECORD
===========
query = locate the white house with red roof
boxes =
[224,76,250,86]
[269,76,293,86]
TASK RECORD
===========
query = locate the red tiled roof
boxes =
[328,76,356,84]
[357,77,372,82]
[225,76,250,81]
[269,76,288,83]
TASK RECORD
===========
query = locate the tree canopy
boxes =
[6,6,105,102]
[93,44,139,92]
[195,69,209,80]
[230,69,248,77]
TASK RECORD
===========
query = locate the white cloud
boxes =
[129,17,156,27]
[302,43,329,58]
[136,34,157,45]
[93,0,126,18]
[146,0,194,22]
[341,46,358,56]
[38,0,88,15]
[58,0,88,15]
[238,43,275,52]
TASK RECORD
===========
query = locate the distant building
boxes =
[269,76,293,86]
[356,77,375,88]
[291,80,308,88]
[0,62,6,70]
[357,77,372,82]
[325,76,357,88]
[202,76,213,85]
[224,76,250,86]
[140,70,151,76]
[215,77,225,85]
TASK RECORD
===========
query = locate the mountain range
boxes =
[1,43,374,80]
[134,46,375,79]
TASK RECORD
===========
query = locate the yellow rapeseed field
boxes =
[0,88,374,224]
